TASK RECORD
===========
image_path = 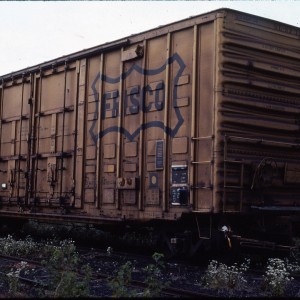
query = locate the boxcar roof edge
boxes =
[1,7,299,81]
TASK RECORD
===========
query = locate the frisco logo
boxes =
[89,53,186,143]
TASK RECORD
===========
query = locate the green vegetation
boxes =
[202,257,300,297]
[262,258,294,296]
[202,259,250,291]
[142,252,169,297]
[108,252,169,298]
[41,239,92,298]
[6,261,29,297]
[108,261,137,298]
[0,234,299,297]
[0,236,91,297]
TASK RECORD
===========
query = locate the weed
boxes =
[0,235,41,258]
[202,259,250,291]
[143,252,169,297]
[42,239,92,298]
[262,258,293,296]
[284,256,300,278]
[109,252,169,298]
[108,261,138,297]
[107,246,113,256]
[6,261,28,297]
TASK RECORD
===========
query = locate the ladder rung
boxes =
[192,136,213,140]
[192,186,213,190]
[224,185,243,189]
[224,160,243,164]
[192,160,213,164]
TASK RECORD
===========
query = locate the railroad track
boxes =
[0,253,213,298]
[0,247,299,298]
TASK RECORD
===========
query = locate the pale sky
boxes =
[1,0,300,76]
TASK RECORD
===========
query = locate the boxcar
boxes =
[1,8,300,252]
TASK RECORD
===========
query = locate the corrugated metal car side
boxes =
[218,10,300,213]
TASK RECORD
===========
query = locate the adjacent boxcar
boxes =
[0,8,300,250]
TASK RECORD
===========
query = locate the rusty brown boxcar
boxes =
[0,8,300,253]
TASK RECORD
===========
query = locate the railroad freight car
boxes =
[0,8,300,254]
